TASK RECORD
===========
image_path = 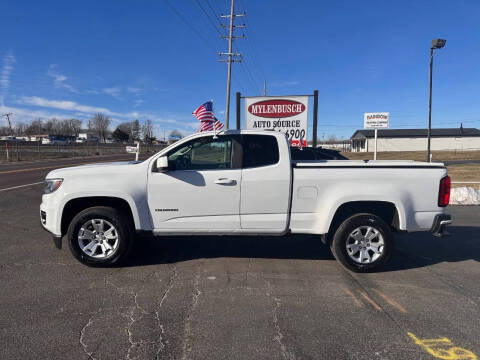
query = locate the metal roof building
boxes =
[350,127,480,152]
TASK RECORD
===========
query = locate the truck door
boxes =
[240,134,291,232]
[148,134,242,231]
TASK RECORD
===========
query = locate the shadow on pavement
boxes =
[384,226,480,272]
[127,234,335,267]
[126,226,480,271]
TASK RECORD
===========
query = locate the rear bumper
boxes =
[431,213,452,237]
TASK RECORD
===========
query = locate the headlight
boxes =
[43,179,63,194]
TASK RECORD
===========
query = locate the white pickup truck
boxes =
[40,130,452,272]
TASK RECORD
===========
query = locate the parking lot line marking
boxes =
[372,289,407,313]
[0,158,132,175]
[408,332,477,360]
[343,287,364,308]
[0,182,44,192]
[0,165,67,174]
[358,290,382,311]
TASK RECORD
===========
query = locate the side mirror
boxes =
[156,156,169,171]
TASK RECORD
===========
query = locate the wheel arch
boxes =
[60,196,138,236]
[326,201,401,244]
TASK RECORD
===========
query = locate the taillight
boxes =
[438,175,451,207]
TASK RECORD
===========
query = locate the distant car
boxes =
[0,136,25,142]
[75,137,87,144]
[290,146,348,160]
[42,136,69,145]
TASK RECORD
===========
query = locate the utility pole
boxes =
[219,0,245,129]
[264,80,267,96]
[2,112,14,136]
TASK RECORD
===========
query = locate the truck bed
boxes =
[289,160,447,234]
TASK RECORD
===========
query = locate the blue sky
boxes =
[1,0,479,139]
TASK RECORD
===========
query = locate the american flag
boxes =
[200,117,224,131]
[192,101,224,132]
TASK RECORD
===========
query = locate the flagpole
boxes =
[212,99,218,139]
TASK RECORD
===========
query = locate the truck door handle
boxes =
[214,178,235,185]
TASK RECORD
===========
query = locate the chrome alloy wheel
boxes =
[77,219,119,259]
[346,226,384,264]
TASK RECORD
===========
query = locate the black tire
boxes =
[330,213,393,272]
[67,206,134,266]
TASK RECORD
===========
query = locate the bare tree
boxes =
[68,119,82,137]
[91,113,111,142]
[44,118,61,135]
[142,119,154,143]
[327,134,339,142]
[25,119,43,136]
[87,119,94,132]
[0,126,10,136]
[132,119,140,141]
[14,121,25,136]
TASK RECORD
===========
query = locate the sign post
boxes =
[312,90,319,147]
[125,142,140,161]
[363,112,389,160]
[244,96,309,147]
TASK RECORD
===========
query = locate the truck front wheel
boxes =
[67,206,134,266]
[330,213,393,272]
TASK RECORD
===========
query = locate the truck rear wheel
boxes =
[67,206,134,266]
[330,213,393,272]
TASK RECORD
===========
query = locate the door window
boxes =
[167,136,238,170]
[242,135,279,168]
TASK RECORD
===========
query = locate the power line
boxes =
[212,0,228,15]
[163,0,217,51]
[234,44,260,94]
[204,0,225,32]
[194,0,225,37]
[236,0,267,85]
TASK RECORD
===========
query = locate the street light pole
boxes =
[427,38,446,162]
[427,47,434,162]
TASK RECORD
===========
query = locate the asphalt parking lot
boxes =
[1,158,479,360]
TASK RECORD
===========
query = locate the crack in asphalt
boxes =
[155,264,177,360]
[244,258,252,283]
[181,272,201,360]
[77,269,122,360]
[265,280,296,360]
[123,271,158,360]
[79,310,99,360]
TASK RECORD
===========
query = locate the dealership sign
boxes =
[364,112,389,129]
[245,96,308,147]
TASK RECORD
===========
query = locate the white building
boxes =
[350,127,480,152]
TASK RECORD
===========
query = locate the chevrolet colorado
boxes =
[40,130,451,271]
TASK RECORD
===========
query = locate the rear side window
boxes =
[242,135,279,168]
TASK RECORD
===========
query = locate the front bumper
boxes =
[40,212,63,249]
[431,213,452,237]
[40,202,63,249]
